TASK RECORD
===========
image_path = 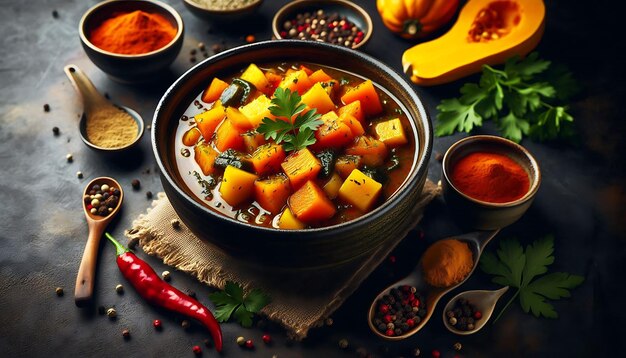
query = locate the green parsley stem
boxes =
[492,289,520,324]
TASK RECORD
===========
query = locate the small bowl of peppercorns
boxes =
[272,0,373,49]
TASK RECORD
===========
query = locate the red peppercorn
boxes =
[87,204,93,210]
[342,23,350,30]
[402,285,410,292]
[192,345,202,355]
[383,315,393,323]
[280,31,287,37]
[432,349,441,358]
[357,31,364,37]
[412,299,420,307]
[153,319,162,329]
[474,311,483,320]
[385,329,394,336]
[262,334,271,344]
[388,255,396,264]
[406,318,415,327]
[379,304,390,314]
[245,339,254,349]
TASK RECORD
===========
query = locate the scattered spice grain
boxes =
[131,179,140,189]
[245,339,254,349]
[146,191,153,199]
[162,270,171,281]
[106,307,117,318]
[55,287,64,296]
[122,328,130,339]
[153,319,162,330]
[52,10,59,19]
[115,284,124,294]
[453,342,462,351]
[338,338,349,349]
[192,345,202,355]
[52,127,60,135]
[76,171,84,179]
[182,319,191,329]
[66,153,73,162]
[236,336,246,346]
[245,34,255,43]
[262,334,271,344]
[44,103,50,112]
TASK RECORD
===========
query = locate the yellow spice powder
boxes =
[86,107,139,148]
[421,239,473,288]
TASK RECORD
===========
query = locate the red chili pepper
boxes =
[105,233,223,352]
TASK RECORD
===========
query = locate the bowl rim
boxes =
[182,0,263,15]
[152,39,432,234]
[441,135,542,208]
[271,0,373,50]
[79,0,184,59]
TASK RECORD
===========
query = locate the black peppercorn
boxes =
[43,103,50,112]
[131,179,140,189]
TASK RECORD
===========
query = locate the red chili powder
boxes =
[450,152,530,203]
[89,10,177,55]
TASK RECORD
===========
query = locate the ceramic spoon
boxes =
[63,64,143,152]
[442,286,510,335]
[367,230,499,340]
[75,177,124,307]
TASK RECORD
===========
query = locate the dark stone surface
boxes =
[0,0,623,357]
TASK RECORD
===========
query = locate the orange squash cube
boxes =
[278,207,305,230]
[219,165,258,207]
[323,172,343,199]
[288,180,337,223]
[194,142,219,176]
[338,169,383,212]
[250,143,286,176]
[242,131,267,153]
[340,113,365,137]
[338,100,364,123]
[314,111,354,150]
[226,106,253,131]
[195,101,226,140]
[374,118,408,147]
[182,127,202,147]
[254,174,292,214]
[214,118,245,152]
[240,63,271,94]
[280,148,322,189]
[345,136,388,167]
[341,80,383,117]
[240,94,272,128]
[201,78,229,104]
[335,155,362,179]
[278,70,313,95]
[301,82,336,114]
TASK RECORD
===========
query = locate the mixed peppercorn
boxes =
[372,285,427,337]
[446,297,483,331]
[279,9,366,48]
[84,183,121,217]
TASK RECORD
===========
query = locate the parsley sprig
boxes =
[208,281,271,327]
[480,235,584,322]
[436,52,580,142]
[257,87,323,152]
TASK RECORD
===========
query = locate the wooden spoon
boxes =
[442,286,510,335]
[367,230,499,340]
[75,177,124,307]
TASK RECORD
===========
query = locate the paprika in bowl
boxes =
[441,135,541,230]
[79,0,184,83]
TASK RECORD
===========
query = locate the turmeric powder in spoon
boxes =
[422,239,473,287]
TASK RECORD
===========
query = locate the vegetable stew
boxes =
[174,62,417,229]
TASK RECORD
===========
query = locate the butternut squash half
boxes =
[402,0,545,86]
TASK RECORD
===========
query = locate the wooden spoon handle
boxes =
[64,64,109,111]
[74,226,103,306]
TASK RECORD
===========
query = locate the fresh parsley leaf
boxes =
[208,281,271,327]
[257,88,323,152]
[436,52,579,142]
[480,235,584,321]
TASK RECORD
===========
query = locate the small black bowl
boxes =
[152,40,432,269]
[79,0,184,83]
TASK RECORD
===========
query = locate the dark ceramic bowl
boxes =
[272,0,373,49]
[441,135,541,230]
[152,40,432,269]
[182,0,264,21]
[79,0,184,83]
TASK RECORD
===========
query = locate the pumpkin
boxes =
[402,0,546,86]
[376,0,460,39]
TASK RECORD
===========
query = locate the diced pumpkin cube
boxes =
[288,180,337,223]
[240,63,271,94]
[308,69,333,84]
[242,131,267,153]
[219,165,258,207]
[341,80,383,117]
[323,172,343,199]
[278,207,305,230]
[250,143,286,176]
[240,94,272,127]
[374,118,408,147]
[345,136,388,167]
[182,127,202,146]
[338,100,364,123]
[265,71,283,91]
[195,101,225,140]
[299,64,314,75]
[194,142,219,176]
[338,169,383,212]
[226,106,253,130]
[335,155,362,179]
[340,113,365,136]
[301,82,336,114]
[254,174,291,214]
[321,80,339,97]
[278,70,313,95]
[280,148,322,189]
[314,111,354,150]
[214,118,245,152]
[201,78,229,104]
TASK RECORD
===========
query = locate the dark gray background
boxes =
[1,0,623,357]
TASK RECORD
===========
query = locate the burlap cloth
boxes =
[125,180,440,340]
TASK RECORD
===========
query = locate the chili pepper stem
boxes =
[105,232,130,256]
